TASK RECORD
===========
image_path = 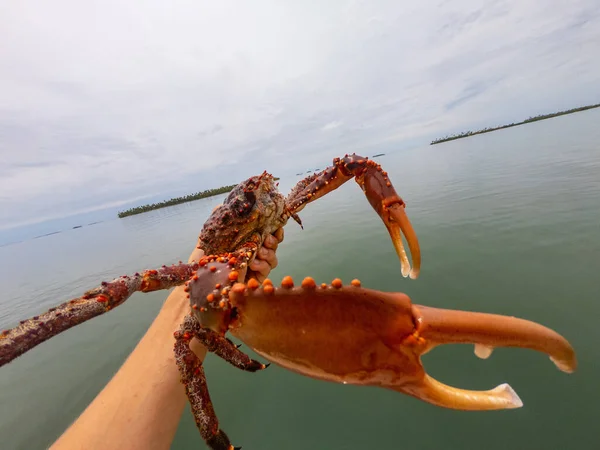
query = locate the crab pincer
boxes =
[286,154,421,279]
[401,304,576,409]
[227,277,576,411]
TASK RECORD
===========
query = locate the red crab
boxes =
[0,155,576,450]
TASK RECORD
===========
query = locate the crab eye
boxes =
[233,190,256,216]
[225,190,237,203]
[244,189,256,206]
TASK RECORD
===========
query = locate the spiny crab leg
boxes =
[286,154,421,279]
[226,276,576,412]
[0,247,257,368]
[0,262,200,367]
[174,314,268,450]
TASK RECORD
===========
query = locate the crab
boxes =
[0,154,576,450]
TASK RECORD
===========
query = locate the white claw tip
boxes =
[493,383,523,408]
[550,356,574,373]
[474,344,494,359]
[400,264,410,278]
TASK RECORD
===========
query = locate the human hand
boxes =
[247,227,284,283]
[188,227,284,283]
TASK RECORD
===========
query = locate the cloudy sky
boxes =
[1,0,599,231]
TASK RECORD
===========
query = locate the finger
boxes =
[253,247,279,270]
[274,227,284,243]
[246,269,264,284]
[249,258,272,280]
[263,234,280,250]
[257,247,278,268]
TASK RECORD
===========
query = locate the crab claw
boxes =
[396,304,577,410]
[227,278,576,412]
[413,305,577,374]
[379,200,420,280]
[285,154,421,279]
[358,161,421,279]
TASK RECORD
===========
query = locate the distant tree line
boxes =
[117,184,237,218]
[117,177,280,218]
[431,103,600,145]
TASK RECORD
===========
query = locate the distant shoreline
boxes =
[430,103,600,145]
[117,178,280,218]
[117,185,237,218]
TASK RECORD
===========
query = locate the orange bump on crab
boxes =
[402,331,426,347]
[351,279,361,287]
[231,283,247,295]
[263,284,275,295]
[301,277,317,289]
[228,271,239,282]
[331,278,343,289]
[281,276,294,289]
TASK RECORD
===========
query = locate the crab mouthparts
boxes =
[396,304,577,410]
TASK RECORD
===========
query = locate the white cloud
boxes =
[1,0,599,229]
[322,121,343,131]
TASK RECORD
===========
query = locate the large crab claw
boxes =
[287,154,421,279]
[400,304,576,409]
[228,277,577,411]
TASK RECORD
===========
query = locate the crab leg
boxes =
[174,315,268,450]
[179,315,269,373]
[0,262,200,367]
[174,317,236,450]
[287,154,421,279]
[227,277,576,411]
[0,247,259,367]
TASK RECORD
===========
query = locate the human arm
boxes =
[51,229,283,450]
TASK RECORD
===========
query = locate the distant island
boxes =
[118,185,237,218]
[118,178,280,218]
[430,103,600,145]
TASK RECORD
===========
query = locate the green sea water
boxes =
[1,109,599,449]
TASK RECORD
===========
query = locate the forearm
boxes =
[51,284,200,450]
[52,246,206,450]
[51,229,282,449]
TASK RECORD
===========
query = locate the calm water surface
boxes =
[1,110,599,449]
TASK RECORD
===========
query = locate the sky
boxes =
[1,0,599,233]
